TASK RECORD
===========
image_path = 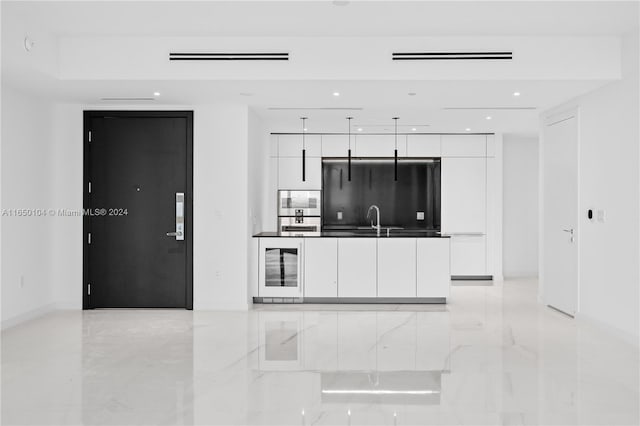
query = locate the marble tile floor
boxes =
[1,279,638,425]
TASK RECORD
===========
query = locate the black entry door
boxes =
[83,111,193,309]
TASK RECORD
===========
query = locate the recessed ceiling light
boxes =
[513,91,521,97]
[333,92,340,97]
[357,128,363,132]
[408,92,417,96]
[486,116,492,120]
[411,128,417,131]
[465,128,471,132]
[303,128,308,132]
[153,92,160,97]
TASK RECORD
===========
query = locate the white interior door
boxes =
[543,111,579,316]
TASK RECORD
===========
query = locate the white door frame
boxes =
[540,107,580,316]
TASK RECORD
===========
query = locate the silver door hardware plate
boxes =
[416,211,425,220]
[337,211,343,220]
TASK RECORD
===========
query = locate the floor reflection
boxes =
[81,310,195,425]
[321,371,441,405]
[2,280,639,425]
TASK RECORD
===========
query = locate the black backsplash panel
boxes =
[322,158,440,230]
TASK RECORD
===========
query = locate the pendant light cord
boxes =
[347,117,353,181]
[301,117,307,149]
[393,117,399,181]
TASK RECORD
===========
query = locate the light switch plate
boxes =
[416,211,425,220]
[597,209,606,223]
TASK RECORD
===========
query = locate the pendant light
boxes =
[393,117,399,181]
[301,117,307,182]
[346,117,353,181]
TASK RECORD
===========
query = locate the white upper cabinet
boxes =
[277,134,322,157]
[441,157,487,234]
[377,239,417,297]
[278,157,322,190]
[407,135,441,157]
[269,135,279,158]
[354,134,407,157]
[322,134,352,157]
[441,135,486,157]
[486,134,496,158]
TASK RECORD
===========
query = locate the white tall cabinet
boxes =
[440,135,489,277]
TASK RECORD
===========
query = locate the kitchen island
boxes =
[252,231,450,304]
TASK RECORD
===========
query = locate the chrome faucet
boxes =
[366,205,381,236]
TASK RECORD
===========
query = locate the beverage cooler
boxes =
[258,238,304,298]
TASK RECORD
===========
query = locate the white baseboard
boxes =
[576,312,640,348]
[1,303,59,330]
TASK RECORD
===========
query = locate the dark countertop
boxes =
[253,230,448,238]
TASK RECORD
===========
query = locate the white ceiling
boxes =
[5,1,639,37]
[2,1,638,134]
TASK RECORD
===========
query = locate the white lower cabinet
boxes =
[337,238,377,297]
[450,235,486,276]
[304,238,338,298]
[377,239,417,297]
[417,238,451,297]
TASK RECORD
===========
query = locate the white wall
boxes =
[50,103,83,309]
[2,101,254,326]
[247,109,271,303]
[193,105,250,310]
[503,134,539,277]
[542,32,639,340]
[1,86,56,326]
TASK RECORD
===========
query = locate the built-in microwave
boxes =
[278,190,321,217]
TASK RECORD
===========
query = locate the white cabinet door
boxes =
[355,134,407,157]
[304,238,338,298]
[377,239,416,297]
[322,134,351,157]
[337,239,377,297]
[269,135,279,157]
[278,157,322,190]
[441,157,486,233]
[417,238,450,298]
[278,134,321,157]
[441,135,486,157]
[407,135,441,157]
[450,235,486,276]
[486,134,496,158]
